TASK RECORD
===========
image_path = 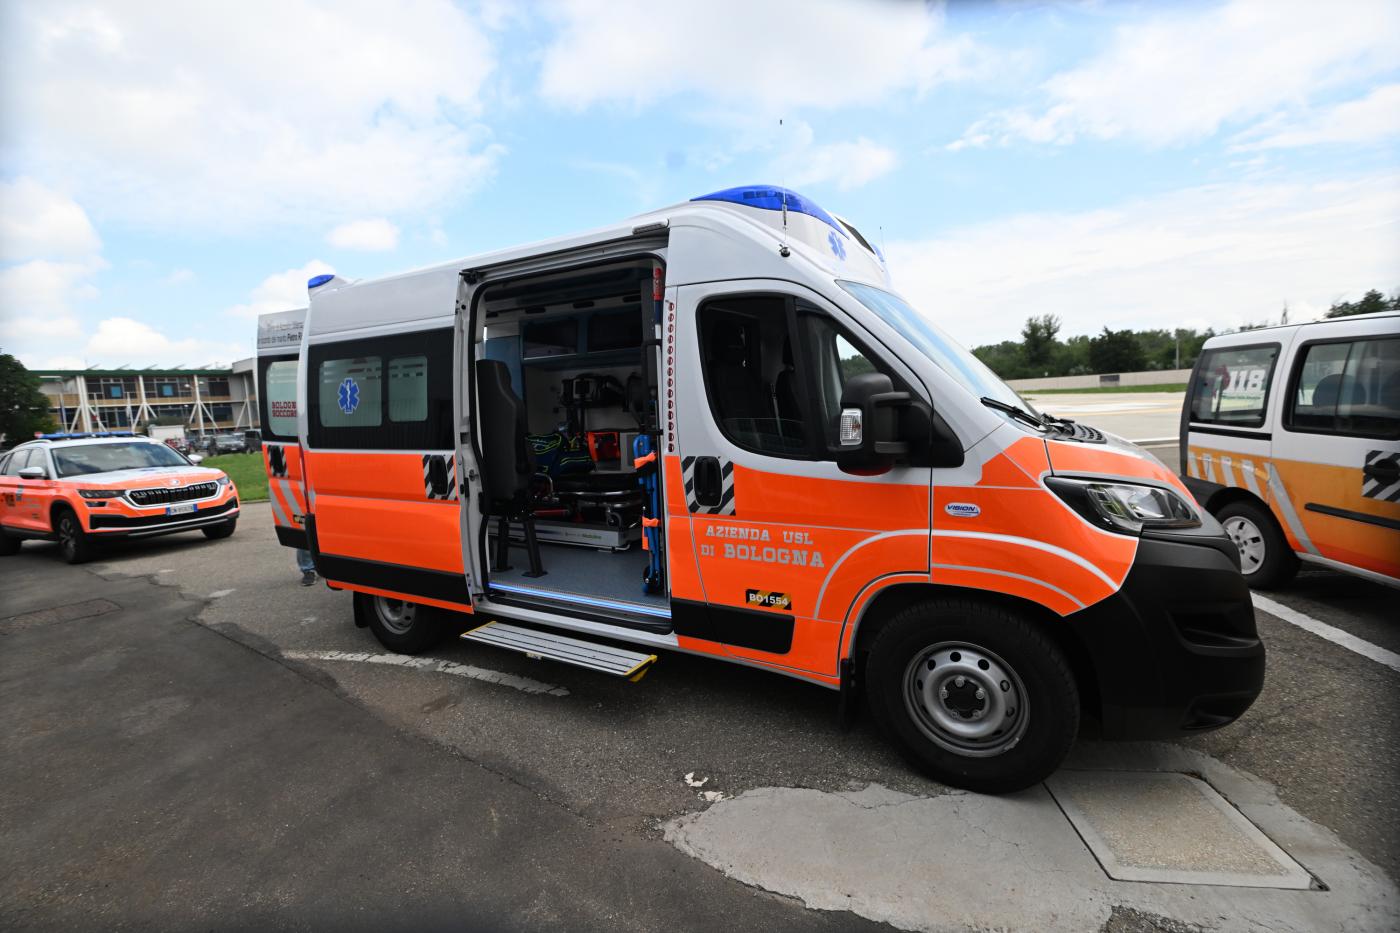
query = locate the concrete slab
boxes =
[1046,770,1313,889]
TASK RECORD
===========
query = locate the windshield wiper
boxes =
[980,396,1046,431]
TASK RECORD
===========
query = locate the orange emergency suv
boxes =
[259,185,1264,793]
[0,433,240,563]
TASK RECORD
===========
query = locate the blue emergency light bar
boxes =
[307,273,335,289]
[692,185,846,236]
[38,432,137,439]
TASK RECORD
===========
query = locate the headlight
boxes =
[216,475,232,487]
[78,488,123,499]
[1046,477,1199,535]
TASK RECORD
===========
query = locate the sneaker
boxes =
[300,570,317,587]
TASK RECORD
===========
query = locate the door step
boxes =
[461,621,657,681]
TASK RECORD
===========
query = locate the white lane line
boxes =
[208,589,235,598]
[283,649,571,696]
[1252,594,1400,675]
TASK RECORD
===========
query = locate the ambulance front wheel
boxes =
[355,592,446,654]
[866,598,1079,795]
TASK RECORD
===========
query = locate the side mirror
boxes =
[188,453,204,464]
[18,466,47,480]
[836,373,911,474]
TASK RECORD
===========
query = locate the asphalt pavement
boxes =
[2,479,1397,931]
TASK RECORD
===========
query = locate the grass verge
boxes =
[204,452,267,501]
[1022,383,1187,394]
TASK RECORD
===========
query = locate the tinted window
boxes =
[1288,337,1400,438]
[802,311,886,449]
[1189,344,1279,428]
[698,296,809,458]
[306,328,453,450]
[261,358,300,441]
[319,357,383,428]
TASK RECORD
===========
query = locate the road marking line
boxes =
[283,649,570,696]
[1252,594,1400,674]
[208,589,235,598]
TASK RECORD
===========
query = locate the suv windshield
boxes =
[53,442,191,477]
[836,281,1031,414]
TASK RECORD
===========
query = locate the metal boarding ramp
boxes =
[461,620,657,681]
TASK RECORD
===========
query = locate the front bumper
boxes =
[1069,524,1265,738]
[87,498,240,538]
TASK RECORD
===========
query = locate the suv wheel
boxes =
[865,598,1080,794]
[55,509,94,564]
[0,531,20,556]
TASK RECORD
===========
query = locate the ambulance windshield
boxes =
[837,281,1028,412]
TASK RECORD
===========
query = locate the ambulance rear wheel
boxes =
[866,599,1079,795]
[1215,500,1297,590]
[356,592,444,654]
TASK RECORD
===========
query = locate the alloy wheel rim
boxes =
[902,641,1029,758]
[1223,516,1266,575]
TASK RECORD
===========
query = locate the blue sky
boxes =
[2,0,1397,369]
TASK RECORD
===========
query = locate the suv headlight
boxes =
[216,475,232,487]
[1046,477,1199,535]
[78,489,123,499]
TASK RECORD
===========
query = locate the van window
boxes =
[1189,344,1278,428]
[306,328,453,451]
[1288,337,1400,439]
[801,311,885,449]
[263,360,300,440]
[319,358,384,428]
[388,355,428,422]
[698,296,809,457]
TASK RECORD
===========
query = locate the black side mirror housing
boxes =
[836,372,909,473]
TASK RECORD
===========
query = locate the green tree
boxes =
[1088,328,1146,374]
[1325,289,1398,318]
[0,352,56,444]
[1020,314,1061,373]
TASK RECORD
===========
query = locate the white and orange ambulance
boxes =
[262,185,1264,793]
[1181,313,1400,589]
[256,307,311,551]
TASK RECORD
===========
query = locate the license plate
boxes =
[166,502,197,515]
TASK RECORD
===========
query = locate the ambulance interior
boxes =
[476,259,668,620]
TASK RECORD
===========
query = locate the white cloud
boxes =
[0,178,101,261]
[327,218,401,252]
[1234,84,1400,150]
[885,174,1400,349]
[81,317,244,368]
[951,0,1400,149]
[538,0,982,112]
[225,260,334,319]
[2,0,503,228]
[0,259,99,342]
[785,137,898,192]
[162,268,195,285]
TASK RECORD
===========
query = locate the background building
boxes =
[35,358,259,437]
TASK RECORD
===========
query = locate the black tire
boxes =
[0,531,20,556]
[865,598,1079,794]
[202,519,237,540]
[354,592,444,654]
[55,508,94,565]
[1215,499,1298,590]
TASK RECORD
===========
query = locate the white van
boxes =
[1181,313,1400,588]
[264,185,1266,793]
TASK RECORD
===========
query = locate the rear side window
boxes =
[3,449,33,475]
[306,328,453,450]
[261,359,300,441]
[1287,337,1400,439]
[1188,344,1279,428]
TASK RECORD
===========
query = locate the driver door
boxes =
[672,280,932,677]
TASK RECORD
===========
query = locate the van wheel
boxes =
[55,509,94,565]
[865,598,1079,794]
[354,592,444,654]
[1216,500,1297,590]
[0,531,20,556]
[202,519,237,540]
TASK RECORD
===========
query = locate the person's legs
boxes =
[296,548,316,584]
